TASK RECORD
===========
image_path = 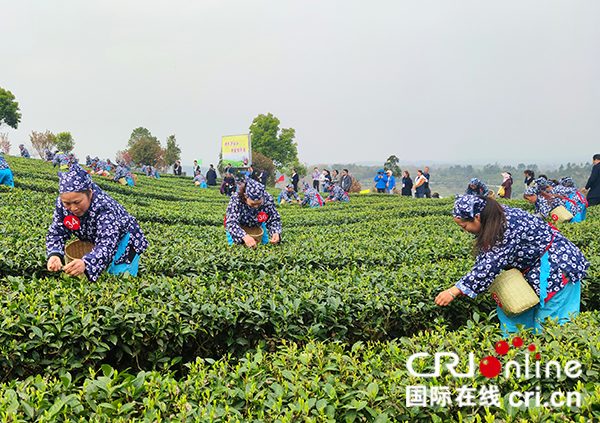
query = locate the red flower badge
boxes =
[257,212,268,223]
[551,214,558,222]
[63,216,80,230]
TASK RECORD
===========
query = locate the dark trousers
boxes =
[588,197,600,207]
[313,180,319,191]
[377,188,385,193]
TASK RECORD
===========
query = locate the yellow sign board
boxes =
[221,134,251,167]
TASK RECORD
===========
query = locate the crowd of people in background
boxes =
[4,147,600,214]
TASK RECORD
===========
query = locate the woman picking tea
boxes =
[224,177,282,247]
[46,164,148,281]
[435,195,588,332]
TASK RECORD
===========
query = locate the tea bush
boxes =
[1,156,599,421]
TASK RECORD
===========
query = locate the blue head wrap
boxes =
[378,169,384,173]
[324,182,332,190]
[58,164,93,193]
[245,178,265,201]
[453,195,487,219]
[302,182,309,191]
[535,177,552,189]
[524,186,539,196]
[560,177,575,188]
[286,183,294,189]
[469,178,479,186]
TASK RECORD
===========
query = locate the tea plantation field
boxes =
[1,156,599,422]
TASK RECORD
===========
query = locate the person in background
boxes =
[374,169,388,193]
[220,172,236,196]
[331,169,341,187]
[112,165,135,186]
[423,166,431,198]
[19,144,30,158]
[323,169,332,185]
[279,184,300,204]
[45,149,54,162]
[551,177,585,221]
[0,152,14,187]
[523,186,550,219]
[194,171,207,188]
[53,152,70,170]
[173,161,182,176]
[224,163,232,175]
[259,167,268,186]
[414,170,427,198]
[206,164,218,186]
[301,182,324,208]
[524,170,536,188]
[584,154,600,207]
[193,160,201,175]
[499,172,513,199]
[341,169,352,192]
[69,154,78,165]
[324,182,350,202]
[435,195,588,333]
[312,167,320,192]
[291,168,300,192]
[225,178,282,247]
[401,171,413,197]
[146,166,160,179]
[385,170,396,194]
[465,178,489,196]
[46,164,149,281]
[85,155,92,167]
[106,159,116,171]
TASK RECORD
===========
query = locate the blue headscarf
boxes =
[323,182,332,191]
[524,186,539,196]
[245,178,265,201]
[453,195,487,219]
[286,183,294,189]
[58,164,93,193]
[560,177,575,188]
[535,177,552,189]
[469,178,479,186]
[302,182,310,191]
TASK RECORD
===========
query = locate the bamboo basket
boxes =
[65,240,95,263]
[240,225,264,241]
[550,206,574,223]
[488,268,540,318]
[118,178,127,185]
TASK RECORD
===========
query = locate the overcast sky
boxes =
[2,1,599,167]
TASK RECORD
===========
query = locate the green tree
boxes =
[251,152,276,186]
[128,138,163,167]
[0,88,21,129]
[55,132,75,152]
[164,135,181,167]
[249,113,298,168]
[383,155,402,177]
[128,127,158,149]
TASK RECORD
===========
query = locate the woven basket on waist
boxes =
[550,206,574,223]
[488,268,540,318]
[65,240,95,263]
[118,177,127,185]
[240,225,264,241]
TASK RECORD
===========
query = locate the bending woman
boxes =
[435,195,588,333]
[225,178,282,247]
[46,164,149,281]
